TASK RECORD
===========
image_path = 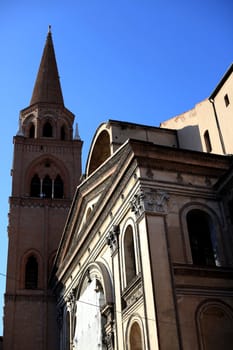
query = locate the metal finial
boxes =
[48,25,51,33]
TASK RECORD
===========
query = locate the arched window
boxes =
[43,122,53,137]
[42,175,52,198]
[25,256,38,289]
[124,226,137,285]
[197,302,233,350]
[54,175,63,198]
[30,174,40,197]
[29,124,35,138]
[129,322,143,350]
[204,130,212,153]
[61,125,66,140]
[187,209,219,266]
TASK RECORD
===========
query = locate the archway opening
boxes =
[25,255,38,289]
[124,226,136,285]
[187,209,219,266]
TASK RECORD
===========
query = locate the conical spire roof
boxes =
[30,27,64,106]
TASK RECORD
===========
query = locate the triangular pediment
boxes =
[55,141,134,268]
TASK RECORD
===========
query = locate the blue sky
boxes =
[0,0,232,335]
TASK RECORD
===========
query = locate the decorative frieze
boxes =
[130,188,170,217]
[106,225,120,254]
[122,277,143,310]
[10,197,71,209]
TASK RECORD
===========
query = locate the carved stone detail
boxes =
[130,190,145,217]
[103,331,114,350]
[122,277,143,310]
[106,225,120,254]
[66,288,76,314]
[101,303,115,350]
[130,188,170,217]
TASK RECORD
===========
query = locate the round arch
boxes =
[196,299,233,350]
[72,262,113,349]
[75,261,113,304]
[180,202,225,266]
[85,123,111,176]
[120,217,139,289]
[126,315,145,350]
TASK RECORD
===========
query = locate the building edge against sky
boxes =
[2,28,233,350]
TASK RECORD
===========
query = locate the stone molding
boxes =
[122,275,143,310]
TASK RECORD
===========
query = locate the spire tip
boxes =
[48,25,51,34]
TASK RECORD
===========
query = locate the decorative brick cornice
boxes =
[10,196,71,209]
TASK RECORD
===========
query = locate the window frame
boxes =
[121,218,139,290]
[181,204,224,266]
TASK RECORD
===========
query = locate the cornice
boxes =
[9,196,72,209]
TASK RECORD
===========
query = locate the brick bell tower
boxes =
[3,27,82,350]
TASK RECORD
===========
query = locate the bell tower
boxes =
[3,28,82,350]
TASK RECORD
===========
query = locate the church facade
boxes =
[3,30,233,350]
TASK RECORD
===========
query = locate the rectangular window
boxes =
[224,94,230,107]
[204,130,212,153]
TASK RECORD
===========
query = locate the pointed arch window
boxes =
[54,175,63,198]
[30,174,40,197]
[124,225,137,285]
[187,209,219,266]
[43,122,53,137]
[42,175,52,198]
[25,256,38,289]
[30,174,64,199]
[29,124,35,138]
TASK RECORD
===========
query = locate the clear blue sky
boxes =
[0,0,232,335]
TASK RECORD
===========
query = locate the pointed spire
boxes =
[74,123,81,140]
[30,26,64,106]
